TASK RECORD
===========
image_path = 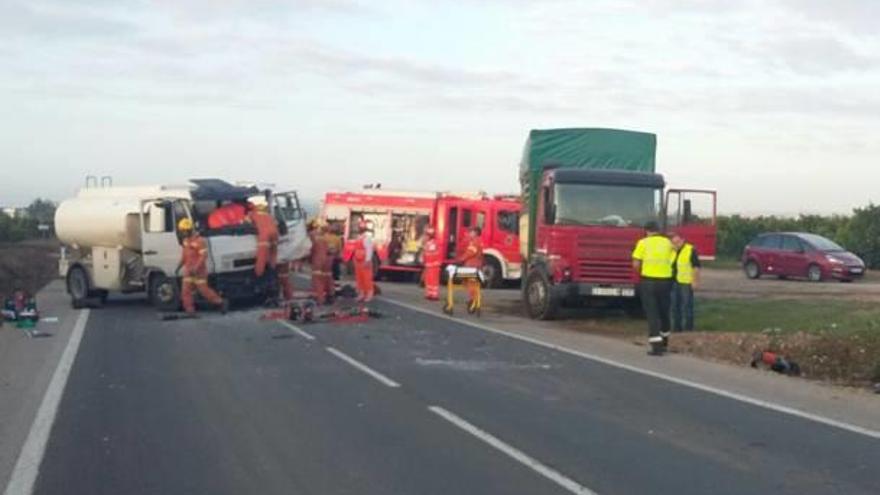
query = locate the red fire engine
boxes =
[321,190,522,287]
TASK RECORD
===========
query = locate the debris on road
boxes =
[158,312,201,321]
[750,350,801,376]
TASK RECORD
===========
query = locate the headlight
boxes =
[825,255,842,263]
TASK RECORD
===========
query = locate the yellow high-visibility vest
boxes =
[632,234,675,279]
[676,243,695,284]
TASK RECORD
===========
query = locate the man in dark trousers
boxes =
[671,232,701,332]
[632,221,676,356]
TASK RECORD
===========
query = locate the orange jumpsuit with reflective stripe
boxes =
[353,235,374,302]
[180,234,223,313]
[310,232,332,304]
[250,210,278,277]
[422,238,441,300]
[461,237,484,302]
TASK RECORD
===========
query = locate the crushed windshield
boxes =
[554,183,660,227]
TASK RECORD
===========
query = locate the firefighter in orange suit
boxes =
[422,227,442,301]
[460,226,484,309]
[352,221,375,302]
[308,220,331,304]
[177,218,227,315]
[276,259,294,301]
[249,202,279,277]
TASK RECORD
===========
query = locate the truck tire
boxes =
[481,256,503,289]
[67,265,91,305]
[524,269,559,320]
[623,296,646,318]
[150,274,181,312]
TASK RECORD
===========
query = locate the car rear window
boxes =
[753,234,780,248]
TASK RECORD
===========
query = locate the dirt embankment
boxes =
[0,240,60,296]
[481,286,880,388]
[669,331,880,387]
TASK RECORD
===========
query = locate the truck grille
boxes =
[575,237,634,282]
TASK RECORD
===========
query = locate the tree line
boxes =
[716,204,880,268]
[5,198,880,269]
[0,199,57,242]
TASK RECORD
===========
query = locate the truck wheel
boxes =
[623,297,646,318]
[150,274,181,311]
[744,260,761,279]
[807,264,823,282]
[524,269,559,320]
[67,266,91,304]
[372,255,381,280]
[481,257,503,289]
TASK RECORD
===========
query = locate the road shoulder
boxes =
[377,282,880,436]
[0,281,81,491]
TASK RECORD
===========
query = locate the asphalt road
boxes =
[8,292,880,495]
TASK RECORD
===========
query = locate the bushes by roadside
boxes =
[716,204,880,269]
[0,199,56,242]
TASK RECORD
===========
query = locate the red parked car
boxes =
[742,232,866,282]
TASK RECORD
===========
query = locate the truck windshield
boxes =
[553,183,660,227]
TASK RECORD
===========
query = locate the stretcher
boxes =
[442,265,484,317]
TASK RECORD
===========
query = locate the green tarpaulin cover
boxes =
[519,128,657,255]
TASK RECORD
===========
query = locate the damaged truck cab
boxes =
[56,179,310,310]
[520,128,716,320]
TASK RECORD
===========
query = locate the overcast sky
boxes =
[1,0,878,214]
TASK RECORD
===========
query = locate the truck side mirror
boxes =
[683,199,693,224]
[543,186,555,224]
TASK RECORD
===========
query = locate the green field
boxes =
[695,297,880,335]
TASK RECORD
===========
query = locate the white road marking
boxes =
[279,321,316,341]
[4,309,91,495]
[383,297,880,440]
[325,347,401,388]
[428,406,598,495]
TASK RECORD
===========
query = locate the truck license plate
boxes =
[592,287,634,297]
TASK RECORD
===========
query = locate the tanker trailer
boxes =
[55,186,195,309]
[56,180,312,310]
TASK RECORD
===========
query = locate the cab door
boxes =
[140,198,192,274]
[665,189,717,259]
[491,206,521,263]
[272,190,311,262]
[456,204,482,260]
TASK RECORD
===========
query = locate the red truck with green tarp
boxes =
[519,128,717,319]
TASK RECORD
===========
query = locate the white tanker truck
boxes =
[55,179,311,310]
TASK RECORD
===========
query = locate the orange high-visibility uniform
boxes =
[353,234,375,302]
[422,237,441,300]
[250,210,278,277]
[180,234,224,313]
[461,236,484,302]
[277,261,293,301]
[309,232,332,304]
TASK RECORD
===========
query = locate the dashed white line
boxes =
[4,309,91,495]
[325,347,401,388]
[279,321,316,341]
[428,406,598,495]
[383,297,880,440]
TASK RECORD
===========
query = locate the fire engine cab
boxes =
[321,190,522,287]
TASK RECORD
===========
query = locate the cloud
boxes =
[0,1,137,40]
[781,0,880,35]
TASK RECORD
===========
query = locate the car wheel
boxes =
[481,256,503,289]
[744,260,761,279]
[150,273,181,311]
[67,266,91,303]
[807,264,823,282]
[524,269,559,320]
